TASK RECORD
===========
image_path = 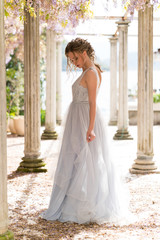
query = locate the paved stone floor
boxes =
[7,126,160,240]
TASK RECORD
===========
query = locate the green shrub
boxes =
[6,49,24,116]
[41,109,45,126]
[153,93,160,103]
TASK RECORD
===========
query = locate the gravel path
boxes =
[7,126,160,240]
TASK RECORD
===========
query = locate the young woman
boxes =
[41,38,129,225]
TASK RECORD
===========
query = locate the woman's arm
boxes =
[85,70,98,142]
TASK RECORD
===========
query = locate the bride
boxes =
[41,38,130,225]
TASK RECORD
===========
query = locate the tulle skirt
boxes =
[41,101,131,225]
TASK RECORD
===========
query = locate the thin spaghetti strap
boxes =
[86,67,100,87]
[83,67,95,74]
[82,67,98,78]
[81,67,100,88]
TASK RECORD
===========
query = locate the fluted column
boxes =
[0,0,14,238]
[56,39,62,125]
[113,20,133,140]
[41,30,58,139]
[18,7,46,172]
[130,5,157,174]
[108,36,118,126]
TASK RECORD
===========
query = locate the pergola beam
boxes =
[94,16,160,21]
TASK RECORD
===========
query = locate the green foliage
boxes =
[153,93,160,103]
[0,230,14,240]
[6,43,46,118]
[6,48,24,116]
[45,14,50,20]
[41,109,45,126]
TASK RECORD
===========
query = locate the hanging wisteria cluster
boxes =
[4,0,94,62]
[121,0,160,15]
[4,0,94,32]
[40,0,94,33]
[5,14,24,63]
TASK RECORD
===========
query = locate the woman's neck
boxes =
[81,54,95,71]
[82,62,95,72]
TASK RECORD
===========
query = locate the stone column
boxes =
[56,39,62,125]
[113,20,133,140]
[130,5,157,174]
[17,7,47,172]
[108,36,118,126]
[0,0,14,238]
[41,30,58,139]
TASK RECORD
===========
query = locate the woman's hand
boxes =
[86,129,96,143]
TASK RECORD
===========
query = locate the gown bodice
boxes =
[72,67,99,103]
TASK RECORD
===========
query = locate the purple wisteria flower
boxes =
[52,0,57,5]
[122,0,160,15]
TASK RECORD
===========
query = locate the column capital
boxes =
[56,36,63,43]
[109,36,118,42]
[116,20,130,26]
[47,29,63,43]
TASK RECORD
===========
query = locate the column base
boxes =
[41,130,58,140]
[130,157,159,174]
[0,230,14,240]
[129,168,160,174]
[108,120,117,126]
[17,156,47,173]
[113,129,133,140]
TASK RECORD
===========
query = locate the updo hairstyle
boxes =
[65,38,102,72]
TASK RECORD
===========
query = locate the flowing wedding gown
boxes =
[41,67,130,225]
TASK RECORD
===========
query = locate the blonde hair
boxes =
[65,38,103,72]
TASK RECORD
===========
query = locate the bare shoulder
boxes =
[85,68,99,79]
[85,67,102,88]
[84,69,97,85]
